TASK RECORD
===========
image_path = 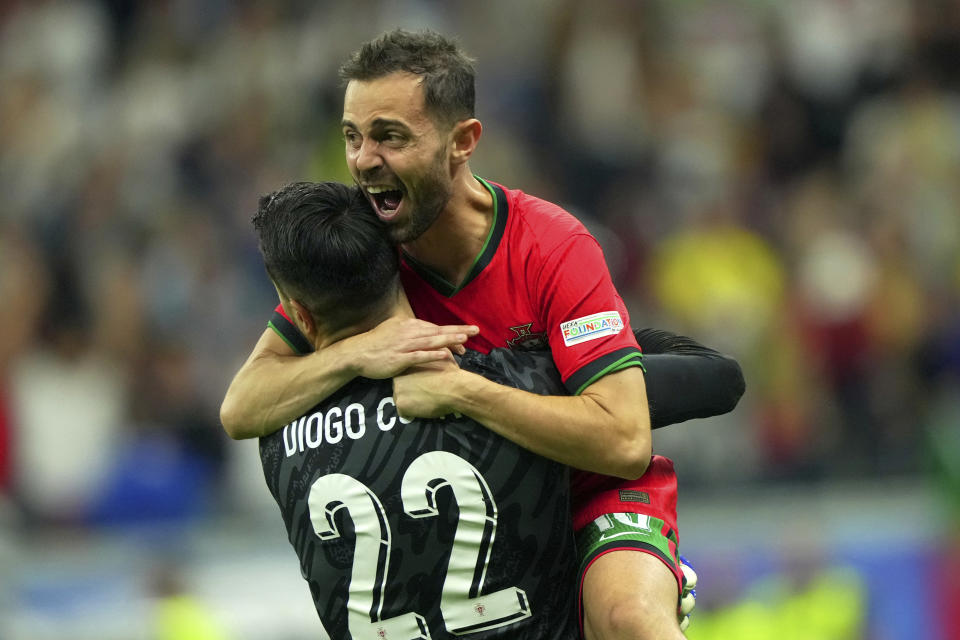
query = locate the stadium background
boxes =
[0,0,957,638]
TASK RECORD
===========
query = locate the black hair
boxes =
[339,29,475,128]
[252,181,399,333]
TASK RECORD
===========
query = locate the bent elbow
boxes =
[720,357,747,413]
[613,428,651,480]
[219,395,249,440]
[620,447,651,480]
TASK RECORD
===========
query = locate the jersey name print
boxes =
[259,349,579,640]
[278,394,411,454]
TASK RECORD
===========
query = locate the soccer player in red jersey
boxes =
[223,30,723,640]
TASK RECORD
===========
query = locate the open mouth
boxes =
[366,185,404,220]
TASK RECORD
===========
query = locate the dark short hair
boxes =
[339,29,475,128]
[252,181,399,333]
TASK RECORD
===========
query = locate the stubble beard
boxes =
[389,151,452,244]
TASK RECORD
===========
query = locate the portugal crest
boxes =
[506,323,548,350]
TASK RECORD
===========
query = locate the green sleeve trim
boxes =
[267,310,314,355]
[573,353,645,396]
[268,320,301,354]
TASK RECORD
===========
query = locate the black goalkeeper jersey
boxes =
[259,348,579,640]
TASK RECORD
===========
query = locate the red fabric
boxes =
[936,541,960,640]
[400,181,639,378]
[570,455,678,533]
[273,179,677,533]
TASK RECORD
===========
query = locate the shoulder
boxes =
[493,181,595,250]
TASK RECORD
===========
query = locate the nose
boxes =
[353,138,383,173]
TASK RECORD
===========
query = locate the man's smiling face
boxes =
[342,72,454,244]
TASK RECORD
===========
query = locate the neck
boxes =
[311,288,414,351]
[401,168,493,285]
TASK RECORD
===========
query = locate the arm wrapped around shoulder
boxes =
[634,327,746,429]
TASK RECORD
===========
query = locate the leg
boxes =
[582,549,685,640]
[573,457,686,639]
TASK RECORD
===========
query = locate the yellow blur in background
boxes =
[1,1,958,638]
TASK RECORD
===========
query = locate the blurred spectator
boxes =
[150,562,228,640]
[8,296,128,524]
[0,2,955,639]
[0,0,955,522]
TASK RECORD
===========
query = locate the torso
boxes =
[400,179,651,520]
[259,350,579,640]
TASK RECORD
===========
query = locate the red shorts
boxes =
[571,455,679,533]
[572,455,683,632]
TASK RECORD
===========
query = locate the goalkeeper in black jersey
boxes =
[251,181,743,639]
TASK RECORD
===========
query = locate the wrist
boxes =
[443,369,496,418]
[328,336,364,380]
[315,339,359,381]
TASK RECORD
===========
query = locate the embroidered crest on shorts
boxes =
[618,489,651,504]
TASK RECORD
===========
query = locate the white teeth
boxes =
[366,185,398,194]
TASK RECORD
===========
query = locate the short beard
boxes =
[389,148,452,244]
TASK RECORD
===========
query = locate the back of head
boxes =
[252,181,399,334]
[339,29,475,128]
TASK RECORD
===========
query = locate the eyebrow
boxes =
[340,117,411,131]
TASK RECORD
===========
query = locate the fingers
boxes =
[400,319,478,337]
[406,333,470,353]
[679,590,696,618]
[678,558,697,631]
[389,320,478,350]
[680,561,698,597]
[355,319,476,379]
[407,349,456,365]
[437,324,479,336]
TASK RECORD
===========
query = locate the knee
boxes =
[606,599,647,638]
[592,598,649,639]
[590,595,681,640]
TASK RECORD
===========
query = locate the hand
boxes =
[338,317,478,380]
[678,555,698,633]
[392,357,464,419]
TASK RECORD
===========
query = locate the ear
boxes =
[449,118,482,165]
[286,298,317,342]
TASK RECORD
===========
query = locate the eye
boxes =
[343,130,361,148]
[382,131,406,145]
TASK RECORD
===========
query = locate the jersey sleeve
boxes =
[268,304,314,355]
[535,234,643,395]
[634,328,746,428]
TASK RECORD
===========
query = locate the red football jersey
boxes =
[400,178,651,528]
[271,178,666,530]
[400,178,642,397]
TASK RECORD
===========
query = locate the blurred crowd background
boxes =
[1,0,958,638]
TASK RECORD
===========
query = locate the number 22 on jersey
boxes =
[309,451,531,638]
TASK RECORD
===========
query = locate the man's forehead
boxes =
[342,72,430,128]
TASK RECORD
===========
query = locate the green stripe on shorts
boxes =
[576,513,680,575]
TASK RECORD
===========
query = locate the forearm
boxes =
[222,314,478,440]
[220,346,354,439]
[435,368,651,478]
